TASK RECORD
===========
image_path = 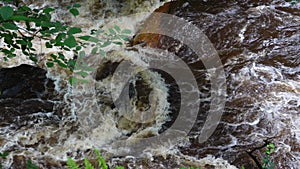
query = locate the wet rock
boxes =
[117,116,141,133]
[134,0,300,68]
[0,64,60,128]
[133,0,300,168]
[111,154,237,169]
[133,1,171,48]
[95,61,121,81]
[116,71,169,136]
[11,155,27,169]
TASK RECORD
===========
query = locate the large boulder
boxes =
[0,64,61,128]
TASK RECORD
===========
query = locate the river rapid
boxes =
[0,0,299,169]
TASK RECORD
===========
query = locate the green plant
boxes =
[0,0,131,85]
[179,167,201,169]
[262,143,275,169]
[0,151,9,169]
[94,149,108,169]
[67,149,109,169]
[66,149,127,169]
[26,159,39,169]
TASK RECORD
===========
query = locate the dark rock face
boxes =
[0,64,60,128]
[134,0,300,168]
[95,61,121,81]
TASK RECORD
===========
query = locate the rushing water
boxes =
[0,0,299,169]
[133,1,299,168]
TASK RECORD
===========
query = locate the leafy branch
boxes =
[262,143,275,169]
[0,1,131,85]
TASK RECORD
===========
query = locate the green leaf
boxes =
[54,21,62,29]
[121,29,131,34]
[84,158,94,169]
[27,41,33,48]
[55,33,66,42]
[50,54,57,60]
[16,40,27,45]
[97,29,104,34]
[79,51,86,58]
[99,49,105,56]
[108,28,116,35]
[67,157,80,169]
[41,21,54,27]
[43,7,55,13]
[78,36,90,41]
[76,71,88,78]
[22,50,29,56]
[78,36,99,43]
[56,60,68,68]
[73,4,81,8]
[7,53,16,58]
[114,25,121,32]
[113,41,123,45]
[69,77,78,86]
[19,5,31,12]
[119,34,129,41]
[100,41,111,48]
[76,46,82,51]
[94,149,108,169]
[116,166,125,169]
[63,47,71,51]
[267,143,275,150]
[64,35,77,48]
[10,15,30,21]
[0,152,9,159]
[3,34,13,45]
[38,13,51,22]
[68,27,82,35]
[0,6,14,20]
[29,56,38,63]
[69,8,79,17]
[58,53,65,60]
[26,160,38,169]
[91,47,98,54]
[67,59,76,70]
[82,66,94,72]
[46,62,54,67]
[2,22,18,30]
[45,42,53,48]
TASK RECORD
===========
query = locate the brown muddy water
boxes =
[0,0,299,169]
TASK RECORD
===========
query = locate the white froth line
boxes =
[238,22,248,42]
[224,118,260,127]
